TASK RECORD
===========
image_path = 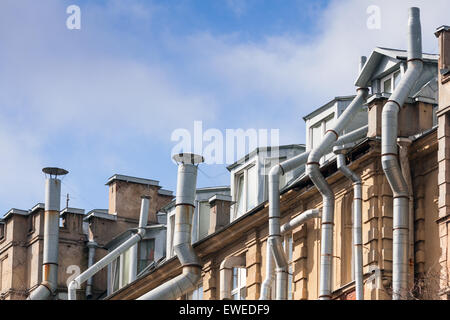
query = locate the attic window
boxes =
[0,223,4,239]
[381,70,401,94]
[234,164,257,219]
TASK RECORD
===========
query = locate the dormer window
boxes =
[234,164,257,219]
[381,70,401,93]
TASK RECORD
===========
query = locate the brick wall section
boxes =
[436,26,450,299]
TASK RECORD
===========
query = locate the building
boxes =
[1,10,449,302]
[0,174,173,300]
[106,23,450,300]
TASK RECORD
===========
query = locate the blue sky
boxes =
[0,0,449,215]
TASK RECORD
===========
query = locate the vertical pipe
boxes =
[259,242,275,300]
[129,196,151,283]
[381,7,423,300]
[307,87,368,300]
[335,148,363,300]
[398,138,414,289]
[137,154,203,300]
[85,241,97,299]
[28,169,67,300]
[262,126,368,300]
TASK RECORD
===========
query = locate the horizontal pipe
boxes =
[280,209,321,234]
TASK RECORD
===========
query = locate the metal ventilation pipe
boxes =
[85,240,97,299]
[381,7,423,300]
[398,138,414,288]
[334,144,363,300]
[220,255,246,300]
[264,125,369,300]
[68,196,150,300]
[259,242,275,300]
[306,69,368,300]
[280,209,321,234]
[28,167,68,300]
[137,153,204,300]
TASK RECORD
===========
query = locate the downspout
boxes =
[68,196,150,300]
[334,144,363,300]
[137,153,204,300]
[219,256,246,300]
[398,138,414,289]
[28,167,68,300]
[381,7,423,300]
[259,243,275,300]
[306,66,369,300]
[264,125,368,300]
[85,240,97,299]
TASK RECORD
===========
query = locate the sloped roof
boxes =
[355,47,438,87]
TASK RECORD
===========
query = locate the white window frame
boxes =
[381,69,402,94]
[231,267,247,300]
[233,163,257,219]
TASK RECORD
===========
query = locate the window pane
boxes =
[111,258,120,292]
[121,249,131,287]
[246,166,257,211]
[393,71,401,89]
[235,175,245,217]
[138,239,155,273]
[198,201,210,240]
[232,268,238,290]
[311,124,322,150]
[383,78,392,93]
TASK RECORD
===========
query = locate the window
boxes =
[231,267,246,300]
[120,248,131,288]
[381,70,401,94]
[234,164,257,219]
[185,282,203,300]
[110,257,120,293]
[0,223,4,240]
[138,239,155,273]
[198,201,210,240]
[283,234,294,300]
[168,213,175,258]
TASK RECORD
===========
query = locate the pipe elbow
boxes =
[269,165,283,180]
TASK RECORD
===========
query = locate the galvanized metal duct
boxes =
[306,80,368,300]
[137,153,203,300]
[259,242,275,300]
[398,138,414,289]
[381,7,423,300]
[85,240,97,299]
[219,256,246,300]
[68,196,150,300]
[263,125,368,300]
[28,168,68,300]
[280,209,321,234]
[334,144,363,300]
